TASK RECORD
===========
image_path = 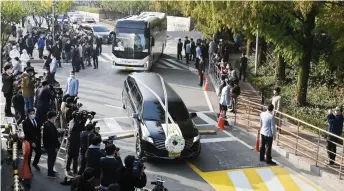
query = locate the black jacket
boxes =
[86,146,105,178]
[23,117,41,144]
[36,86,52,108]
[118,167,147,191]
[92,47,99,57]
[70,175,95,191]
[100,156,123,187]
[191,41,196,52]
[80,131,90,154]
[43,120,60,149]
[2,73,14,94]
[68,119,83,154]
[12,93,24,111]
[52,45,61,59]
[64,43,72,52]
[198,59,205,73]
[177,42,183,52]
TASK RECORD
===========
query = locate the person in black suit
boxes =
[43,111,60,178]
[78,123,95,175]
[198,56,205,87]
[96,37,102,54]
[36,80,53,127]
[100,144,123,189]
[2,64,15,117]
[92,46,99,69]
[177,38,183,60]
[22,108,41,172]
[118,155,147,191]
[52,42,62,67]
[65,112,84,176]
[71,167,96,191]
[86,135,105,187]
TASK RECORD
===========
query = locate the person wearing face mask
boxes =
[43,111,61,178]
[46,35,53,52]
[2,64,15,117]
[64,40,72,63]
[12,57,22,76]
[20,49,30,71]
[78,43,85,70]
[10,45,21,62]
[53,41,62,67]
[21,67,35,114]
[17,26,23,39]
[37,35,45,59]
[50,54,58,85]
[65,71,79,98]
[26,34,34,58]
[23,108,42,172]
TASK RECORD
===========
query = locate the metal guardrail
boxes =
[1,124,20,191]
[237,98,344,179]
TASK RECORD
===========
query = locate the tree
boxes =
[1,1,27,51]
[100,1,150,15]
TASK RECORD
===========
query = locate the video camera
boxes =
[102,135,116,146]
[151,176,168,191]
[132,157,147,177]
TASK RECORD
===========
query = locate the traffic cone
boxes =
[254,130,261,152]
[203,78,209,91]
[217,111,225,130]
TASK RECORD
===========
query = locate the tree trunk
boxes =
[275,54,286,84]
[258,38,267,65]
[295,5,317,106]
[246,38,252,56]
[21,17,26,27]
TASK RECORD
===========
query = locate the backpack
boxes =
[231,85,241,98]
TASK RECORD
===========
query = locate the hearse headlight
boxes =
[141,124,154,144]
[193,134,200,142]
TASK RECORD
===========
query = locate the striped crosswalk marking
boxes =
[102,118,124,133]
[159,59,182,70]
[98,55,107,62]
[164,58,189,69]
[102,53,113,61]
[187,163,322,191]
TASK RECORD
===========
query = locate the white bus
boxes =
[112,12,167,70]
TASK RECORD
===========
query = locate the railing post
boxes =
[295,121,300,155]
[315,129,321,167]
[339,140,344,179]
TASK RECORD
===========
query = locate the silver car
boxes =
[79,24,112,44]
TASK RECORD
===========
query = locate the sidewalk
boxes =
[208,53,344,190]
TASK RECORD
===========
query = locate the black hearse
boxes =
[122,72,201,159]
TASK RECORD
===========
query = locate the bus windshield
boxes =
[113,28,150,59]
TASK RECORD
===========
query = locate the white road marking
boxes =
[99,130,133,136]
[104,104,123,109]
[169,83,202,90]
[103,118,124,133]
[200,137,236,143]
[227,171,253,191]
[159,59,183,70]
[196,112,217,125]
[165,58,189,69]
[289,174,317,191]
[204,91,214,112]
[102,53,113,61]
[256,168,285,191]
[194,124,215,127]
[222,130,253,149]
[98,55,107,62]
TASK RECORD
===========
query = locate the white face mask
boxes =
[70,74,75,77]
[7,69,13,74]
[29,114,35,119]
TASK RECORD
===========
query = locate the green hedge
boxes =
[245,55,344,135]
[74,6,101,14]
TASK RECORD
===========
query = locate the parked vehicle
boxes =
[79,16,96,24]
[56,15,69,24]
[122,72,201,159]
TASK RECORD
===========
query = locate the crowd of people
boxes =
[2,20,147,191]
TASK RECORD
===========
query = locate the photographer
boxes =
[100,144,123,190]
[86,136,105,187]
[118,155,147,191]
[78,122,94,175]
[65,97,78,125]
[65,111,85,176]
[71,167,96,191]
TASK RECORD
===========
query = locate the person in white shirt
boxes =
[219,80,230,116]
[10,45,21,62]
[259,104,276,165]
[20,49,30,71]
[25,20,33,34]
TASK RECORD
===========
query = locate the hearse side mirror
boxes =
[189,112,197,119]
[132,113,139,119]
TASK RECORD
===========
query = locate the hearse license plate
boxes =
[168,152,181,157]
[125,67,134,70]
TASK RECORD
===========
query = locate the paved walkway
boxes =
[208,53,344,190]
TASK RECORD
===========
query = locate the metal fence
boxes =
[1,123,21,191]
[237,98,344,179]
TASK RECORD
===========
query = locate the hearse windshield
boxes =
[143,101,189,122]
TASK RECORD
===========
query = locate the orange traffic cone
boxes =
[203,78,209,91]
[217,111,225,130]
[254,130,261,152]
